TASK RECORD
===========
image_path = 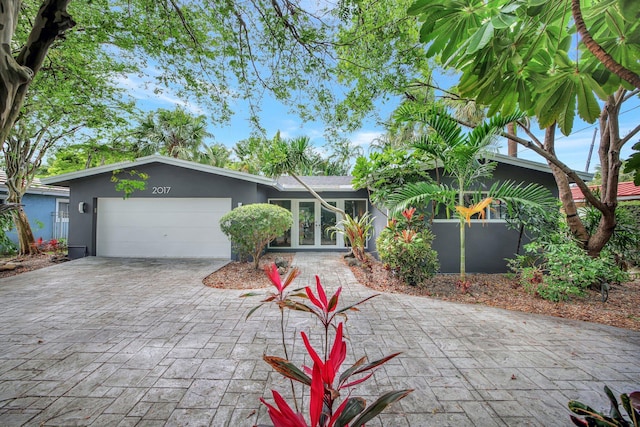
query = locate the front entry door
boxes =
[298,201,316,246]
[296,200,338,247]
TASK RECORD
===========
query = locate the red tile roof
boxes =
[571,181,640,201]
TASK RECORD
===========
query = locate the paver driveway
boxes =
[0,253,639,426]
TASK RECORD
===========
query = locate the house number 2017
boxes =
[152,186,171,194]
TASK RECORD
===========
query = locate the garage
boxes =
[96,197,231,258]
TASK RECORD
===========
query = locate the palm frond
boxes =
[487,180,556,210]
[468,111,526,148]
[386,182,455,215]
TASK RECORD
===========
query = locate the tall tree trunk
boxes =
[572,0,640,90]
[507,122,517,157]
[1,0,75,143]
[585,91,624,256]
[7,194,38,255]
[0,0,75,254]
[457,177,466,280]
[543,124,591,246]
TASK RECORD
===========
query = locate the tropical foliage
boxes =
[386,107,556,279]
[133,107,210,160]
[377,208,439,285]
[219,204,293,269]
[509,224,629,302]
[407,0,640,258]
[568,385,640,427]
[246,265,412,426]
[326,213,374,263]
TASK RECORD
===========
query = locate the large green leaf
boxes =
[349,389,413,426]
[262,355,311,385]
[575,74,602,123]
[466,21,495,54]
[334,397,367,427]
[618,0,640,22]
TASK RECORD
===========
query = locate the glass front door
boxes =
[320,203,337,246]
[269,199,367,249]
[298,201,315,246]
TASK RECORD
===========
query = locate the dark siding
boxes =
[66,163,260,258]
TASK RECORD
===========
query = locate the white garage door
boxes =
[97,198,231,258]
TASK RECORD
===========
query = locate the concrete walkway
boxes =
[0,253,638,426]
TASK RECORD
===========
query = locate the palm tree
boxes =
[197,143,231,168]
[387,106,556,280]
[260,134,346,219]
[135,107,210,160]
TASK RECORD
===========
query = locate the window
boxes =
[433,193,507,222]
[268,199,369,249]
[56,199,69,222]
[345,200,367,219]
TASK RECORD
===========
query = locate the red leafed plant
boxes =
[249,264,413,427]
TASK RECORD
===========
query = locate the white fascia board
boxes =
[489,153,594,182]
[40,155,277,187]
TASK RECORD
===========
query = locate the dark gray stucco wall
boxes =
[372,162,558,274]
[67,163,262,258]
[431,222,526,274]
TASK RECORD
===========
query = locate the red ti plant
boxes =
[256,271,413,426]
[243,264,302,408]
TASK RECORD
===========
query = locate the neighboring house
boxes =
[570,181,640,205]
[41,154,591,273]
[0,170,70,250]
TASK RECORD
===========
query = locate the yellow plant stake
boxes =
[455,197,494,226]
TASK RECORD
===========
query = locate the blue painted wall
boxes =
[2,194,64,252]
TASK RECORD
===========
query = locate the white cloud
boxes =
[349,130,384,148]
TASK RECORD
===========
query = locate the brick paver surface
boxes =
[0,253,639,426]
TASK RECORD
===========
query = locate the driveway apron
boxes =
[0,253,638,426]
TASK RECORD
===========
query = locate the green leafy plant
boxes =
[0,205,17,255]
[219,203,292,269]
[583,201,640,268]
[250,265,412,426]
[569,385,640,427]
[111,169,149,199]
[376,207,439,285]
[326,212,374,263]
[510,231,629,302]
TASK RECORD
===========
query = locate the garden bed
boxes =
[348,257,640,331]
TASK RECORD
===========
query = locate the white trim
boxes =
[41,155,277,187]
[55,198,69,222]
[268,198,369,249]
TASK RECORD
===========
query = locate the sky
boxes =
[120,68,639,175]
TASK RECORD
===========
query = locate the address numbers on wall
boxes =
[152,186,172,194]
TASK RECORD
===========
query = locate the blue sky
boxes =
[118,70,639,174]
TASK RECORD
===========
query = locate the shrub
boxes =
[219,203,292,269]
[326,212,374,263]
[376,208,439,285]
[583,201,640,267]
[0,208,16,255]
[510,236,628,302]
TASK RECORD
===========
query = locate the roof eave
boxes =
[40,155,277,187]
[488,153,594,182]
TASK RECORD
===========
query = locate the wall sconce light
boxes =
[78,202,87,213]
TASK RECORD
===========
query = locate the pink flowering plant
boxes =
[245,263,413,427]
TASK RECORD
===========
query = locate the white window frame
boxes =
[268,198,369,249]
[432,193,507,224]
[55,198,69,223]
